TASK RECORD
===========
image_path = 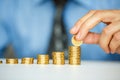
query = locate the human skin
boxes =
[70,10,120,54]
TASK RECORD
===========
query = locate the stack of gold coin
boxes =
[52,52,65,65]
[6,58,18,64]
[0,60,2,64]
[21,58,34,64]
[69,46,81,65]
[69,35,82,65]
[37,54,49,64]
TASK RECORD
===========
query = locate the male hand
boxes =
[70,10,120,54]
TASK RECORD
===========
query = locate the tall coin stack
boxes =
[69,35,82,65]
[52,52,65,65]
[69,46,81,65]
[6,58,18,64]
[37,54,49,64]
[21,58,34,64]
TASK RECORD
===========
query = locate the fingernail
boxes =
[76,34,81,40]
[106,50,110,54]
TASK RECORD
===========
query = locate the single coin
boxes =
[37,61,49,64]
[37,54,49,58]
[52,52,64,55]
[71,35,83,46]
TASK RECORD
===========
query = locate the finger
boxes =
[70,10,96,34]
[75,10,117,40]
[99,21,120,53]
[109,31,120,54]
[116,46,120,54]
[83,32,100,44]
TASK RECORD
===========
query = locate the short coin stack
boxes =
[37,54,49,64]
[52,52,65,65]
[6,58,18,64]
[21,58,34,64]
[0,60,2,64]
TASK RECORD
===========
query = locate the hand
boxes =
[70,10,120,54]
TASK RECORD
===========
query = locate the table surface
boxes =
[0,59,120,80]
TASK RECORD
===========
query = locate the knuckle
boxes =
[82,22,91,30]
[89,10,96,13]
[94,10,102,15]
[102,28,110,35]
[94,10,104,19]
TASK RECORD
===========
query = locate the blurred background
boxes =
[1,0,120,60]
[0,0,68,58]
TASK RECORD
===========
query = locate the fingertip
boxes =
[70,25,79,34]
[111,50,115,54]
[70,29,75,34]
[106,50,110,54]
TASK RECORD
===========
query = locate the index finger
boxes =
[75,11,104,40]
[70,10,96,34]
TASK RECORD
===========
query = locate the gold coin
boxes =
[21,58,34,64]
[37,58,49,60]
[69,58,80,60]
[69,55,80,57]
[6,58,18,64]
[37,54,49,58]
[53,60,65,64]
[53,57,64,59]
[37,54,49,64]
[52,52,64,55]
[69,62,80,65]
[69,59,80,61]
[0,60,2,64]
[69,52,80,55]
[52,52,64,57]
[37,61,49,64]
[37,59,49,64]
[69,46,80,48]
[52,52,65,65]
[53,61,65,65]
[71,36,83,46]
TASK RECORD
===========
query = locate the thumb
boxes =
[83,32,100,44]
